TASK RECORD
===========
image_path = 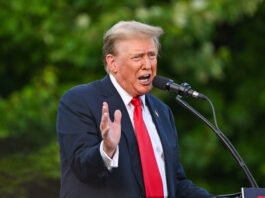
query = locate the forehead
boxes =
[114,37,158,55]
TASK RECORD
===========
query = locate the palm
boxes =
[100,102,122,157]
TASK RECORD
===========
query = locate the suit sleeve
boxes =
[167,107,214,198]
[56,89,108,184]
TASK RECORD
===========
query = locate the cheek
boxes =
[151,58,157,65]
[152,62,157,72]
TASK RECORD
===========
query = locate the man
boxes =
[57,20,213,198]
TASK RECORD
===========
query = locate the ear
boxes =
[106,54,118,74]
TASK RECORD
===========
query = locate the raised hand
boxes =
[100,102,122,158]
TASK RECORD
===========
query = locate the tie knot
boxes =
[131,97,141,107]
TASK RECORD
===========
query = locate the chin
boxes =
[139,87,152,95]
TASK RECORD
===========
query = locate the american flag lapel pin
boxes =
[155,110,159,118]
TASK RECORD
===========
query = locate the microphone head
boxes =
[152,75,171,91]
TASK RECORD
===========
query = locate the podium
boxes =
[241,188,265,198]
[216,188,265,198]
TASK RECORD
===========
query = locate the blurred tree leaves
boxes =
[0,0,265,197]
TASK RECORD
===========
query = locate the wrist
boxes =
[102,143,116,158]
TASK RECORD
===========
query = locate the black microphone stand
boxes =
[175,94,258,197]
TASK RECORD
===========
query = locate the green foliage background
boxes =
[0,0,265,197]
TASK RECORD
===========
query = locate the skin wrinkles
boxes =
[106,37,158,97]
[101,37,158,157]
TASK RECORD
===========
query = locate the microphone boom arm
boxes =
[175,95,258,188]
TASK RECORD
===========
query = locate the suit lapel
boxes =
[145,94,174,196]
[145,94,171,162]
[100,75,145,192]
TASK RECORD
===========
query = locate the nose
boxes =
[142,55,152,69]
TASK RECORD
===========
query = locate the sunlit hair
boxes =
[102,20,164,73]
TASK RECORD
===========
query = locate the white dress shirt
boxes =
[100,74,168,197]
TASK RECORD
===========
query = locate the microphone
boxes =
[152,75,205,99]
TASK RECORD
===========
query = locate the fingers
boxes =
[102,102,109,117]
[114,110,122,125]
[100,102,122,136]
[100,102,110,135]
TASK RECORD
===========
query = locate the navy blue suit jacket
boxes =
[56,75,212,198]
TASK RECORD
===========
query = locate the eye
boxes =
[149,52,157,59]
[132,55,141,61]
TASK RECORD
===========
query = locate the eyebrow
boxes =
[129,50,158,56]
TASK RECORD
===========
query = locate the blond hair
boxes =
[102,21,164,73]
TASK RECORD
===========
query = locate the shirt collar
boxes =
[109,74,146,107]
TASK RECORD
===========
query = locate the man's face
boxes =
[110,37,158,97]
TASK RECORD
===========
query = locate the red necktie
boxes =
[131,97,164,198]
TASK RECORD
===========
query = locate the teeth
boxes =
[138,74,150,80]
[139,78,148,82]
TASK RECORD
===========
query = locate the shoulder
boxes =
[59,75,111,108]
[61,81,100,102]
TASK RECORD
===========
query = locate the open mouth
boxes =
[138,74,151,83]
